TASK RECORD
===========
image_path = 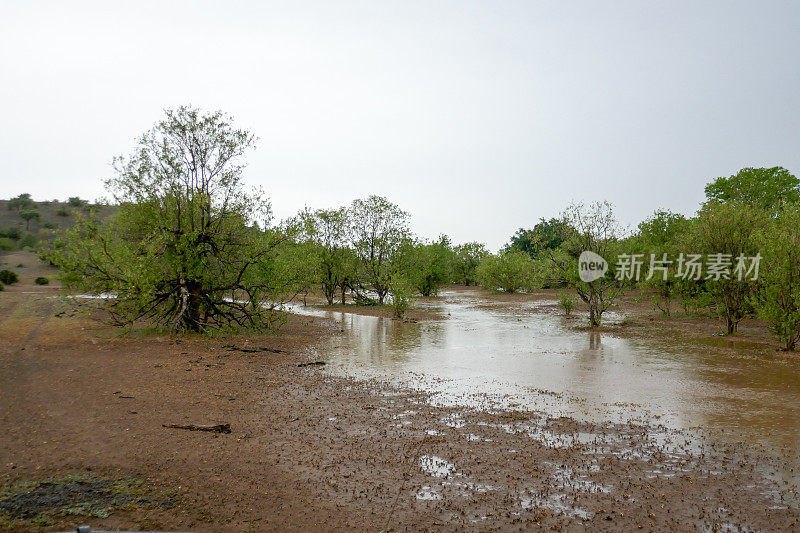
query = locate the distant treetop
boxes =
[704,166,799,211]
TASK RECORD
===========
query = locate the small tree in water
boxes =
[50,107,295,332]
[546,201,623,328]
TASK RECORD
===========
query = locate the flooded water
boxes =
[296,288,800,464]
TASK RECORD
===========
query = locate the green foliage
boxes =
[687,201,766,334]
[477,250,535,293]
[0,237,14,251]
[389,274,416,318]
[0,270,19,285]
[35,276,50,285]
[542,201,624,327]
[452,242,488,286]
[753,206,800,350]
[7,193,33,211]
[18,208,40,230]
[348,195,409,304]
[19,233,37,249]
[1,226,21,240]
[47,106,295,333]
[395,236,453,297]
[559,291,575,315]
[634,209,689,315]
[505,218,570,258]
[297,207,356,304]
[68,196,88,207]
[704,166,799,212]
[56,207,71,217]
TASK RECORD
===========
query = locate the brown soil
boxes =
[2,255,798,531]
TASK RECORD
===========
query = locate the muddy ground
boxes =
[1,252,799,531]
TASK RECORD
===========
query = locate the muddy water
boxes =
[297,289,800,465]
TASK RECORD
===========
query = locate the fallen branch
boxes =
[297,361,326,367]
[222,344,286,354]
[162,423,231,434]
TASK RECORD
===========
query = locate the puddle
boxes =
[293,289,800,472]
[419,455,456,478]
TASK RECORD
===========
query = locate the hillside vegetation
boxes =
[0,195,115,252]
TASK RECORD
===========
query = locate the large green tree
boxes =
[704,167,799,211]
[348,195,409,304]
[476,250,535,294]
[297,207,357,304]
[452,242,488,286]
[753,206,800,350]
[505,218,570,258]
[50,107,297,332]
[687,201,766,334]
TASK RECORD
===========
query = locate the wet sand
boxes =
[1,257,799,531]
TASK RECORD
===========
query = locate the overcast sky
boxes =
[1,1,798,250]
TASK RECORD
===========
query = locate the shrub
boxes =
[389,275,416,319]
[68,196,87,207]
[19,233,37,249]
[56,207,71,217]
[754,207,800,350]
[35,277,50,285]
[43,222,58,229]
[476,251,535,293]
[0,282,3,291]
[4,226,21,239]
[0,270,19,285]
[559,292,575,315]
[0,238,14,251]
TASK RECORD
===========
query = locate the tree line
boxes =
[42,107,800,350]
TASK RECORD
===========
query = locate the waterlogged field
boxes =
[298,288,800,479]
[4,261,800,531]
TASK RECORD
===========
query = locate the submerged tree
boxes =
[348,195,409,304]
[297,207,357,304]
[50,106,296,332]
[546,201,623,327]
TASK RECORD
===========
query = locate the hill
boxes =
[0,195,116,252]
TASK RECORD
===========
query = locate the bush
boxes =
[476,251,535,293]
[389,275,416,319]
[559,292,575,315]
[56,207,71,217]
[43,222,58,229]
[19,233,37,249]
[0,281,3,291]
[0,270,19,285]
[35,277,50,285]
[754,207,800,350]
[3,226,21,239]
[68,196,87,207]
[0,238,14,251]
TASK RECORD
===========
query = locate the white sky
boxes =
[1,1,798,250]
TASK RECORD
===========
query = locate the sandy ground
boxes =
[1,254,799,531]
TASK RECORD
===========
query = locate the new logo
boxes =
[578,251,608,282]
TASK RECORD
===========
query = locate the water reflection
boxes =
[295,289,800,463]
